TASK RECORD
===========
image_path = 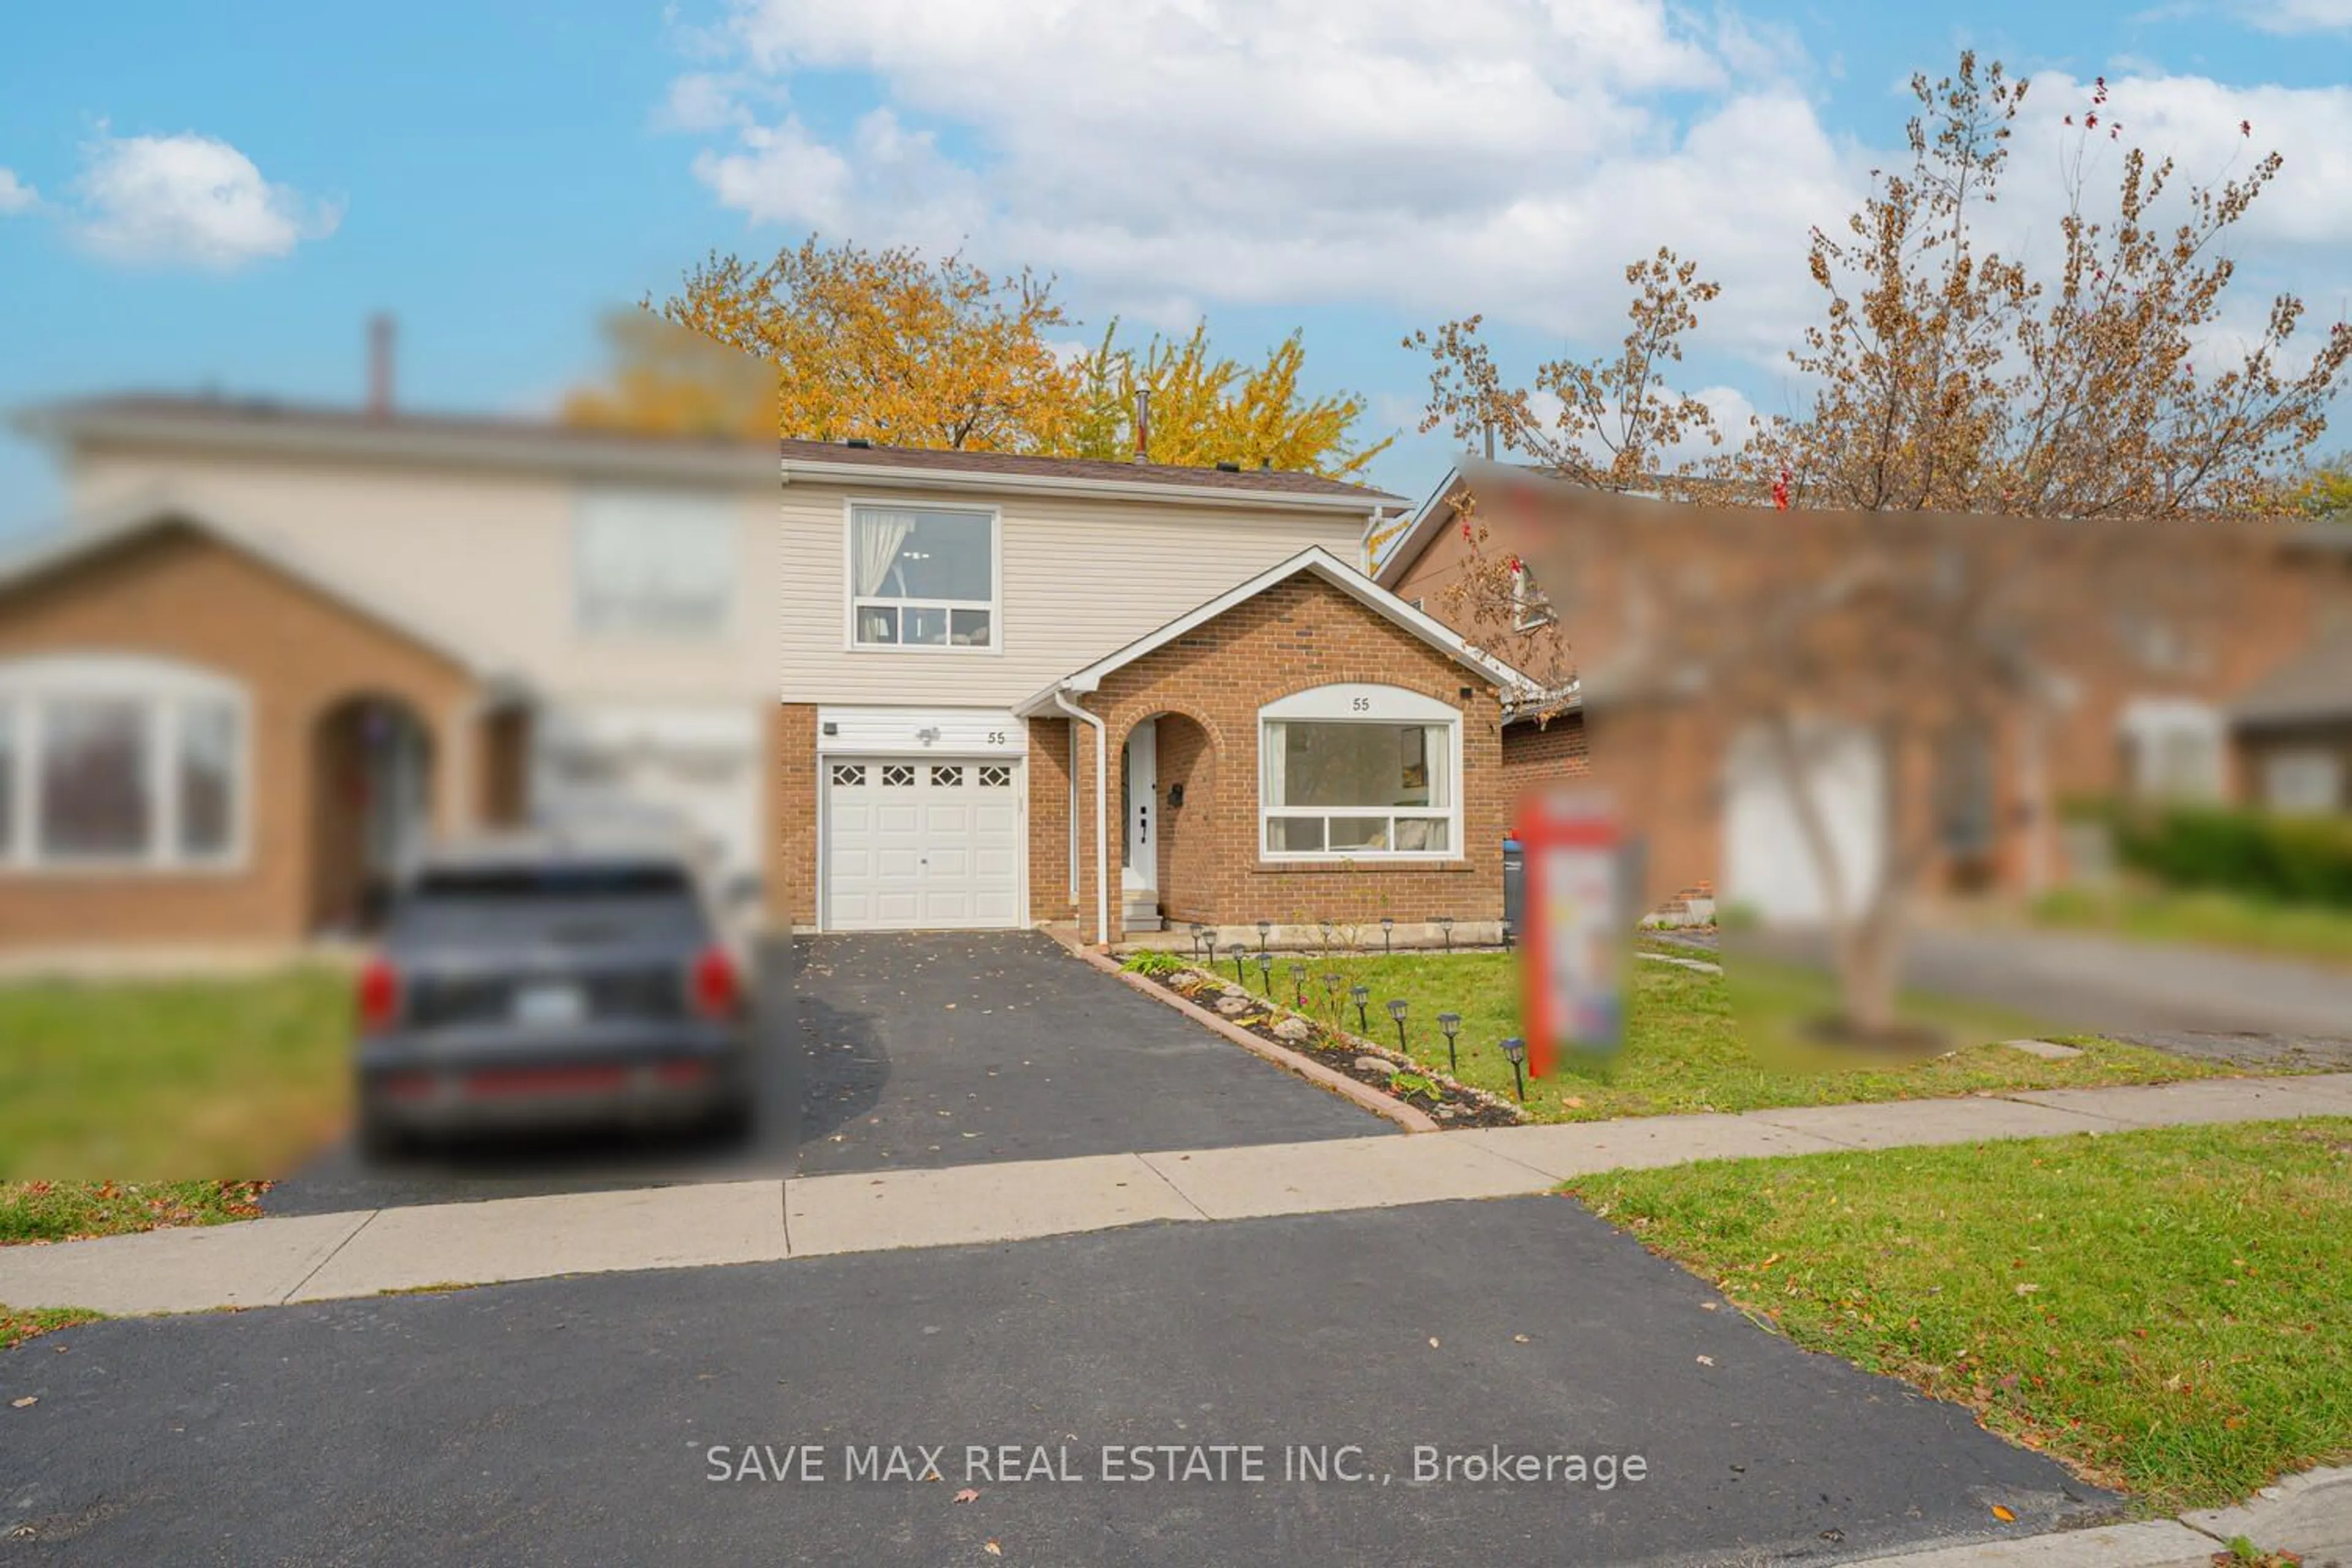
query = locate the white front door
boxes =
[824,756,1025,930]
[1122,718,1157,892]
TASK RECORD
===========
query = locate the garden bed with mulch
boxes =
[1123,958,1529,1128]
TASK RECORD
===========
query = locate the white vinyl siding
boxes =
[782,483,1373,706]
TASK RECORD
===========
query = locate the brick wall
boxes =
[0,524,477,947]
[1499,713,1590,813]
[770,702,818,927]
[1074,573,1505,943]
[1026,715,1077,925]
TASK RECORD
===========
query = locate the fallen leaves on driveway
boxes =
[953,1488,980,1504]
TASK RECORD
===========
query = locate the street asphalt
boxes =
[1,1197,2111,1566]
[264,931,1382,1216]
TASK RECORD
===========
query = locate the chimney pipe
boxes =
[1131,387,1150,465]
[368,314,396,417]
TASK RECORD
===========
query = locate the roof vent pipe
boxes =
[1132,387,1150,464]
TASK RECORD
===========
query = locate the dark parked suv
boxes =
[353,835,756,1159]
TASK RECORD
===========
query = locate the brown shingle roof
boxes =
[23,394,1400,503]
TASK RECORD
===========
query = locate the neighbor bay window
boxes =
[1260,685,1461,859]
[848,505,998,650]
[0,655,247,870]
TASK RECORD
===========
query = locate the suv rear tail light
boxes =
[356,956,401,1032]
[690,944,741,1020]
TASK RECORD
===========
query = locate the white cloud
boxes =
[0,168,36,215]
[668,1,2352,426]
[676,0,1844,355]
[72,131,340,270]
[2231,0,2352,32]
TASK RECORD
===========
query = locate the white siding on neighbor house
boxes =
[66,445,781,705]
[780,480,1375,706]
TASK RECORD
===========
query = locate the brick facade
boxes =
[1026,715,1077,925]
[769,701,818,927]
[0,522,478,947]
[1066,573,1506,944]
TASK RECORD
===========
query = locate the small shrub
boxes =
[1387,1069,1443,1105]
[1120,948,1189,976]
[2107,800,2352,908]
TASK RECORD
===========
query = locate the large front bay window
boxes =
[1260,685,1461,859]
[848,504,998,650]
[0,654,247,870]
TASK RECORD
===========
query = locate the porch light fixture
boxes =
[1500,1036,1528,1102]
[1436,1011,1461,1074]
[1256,950,1273,993]
[1380,916,1393,954]
[1436,914,1455,952]
[1289,961,1308,1008]
[1387,997,1409,1053]
[1350,983,1370,1031]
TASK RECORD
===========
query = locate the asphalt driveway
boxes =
[265,931,1380,1214]
[0,1197,2111,1566]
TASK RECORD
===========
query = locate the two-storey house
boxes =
[0,390,1522,954]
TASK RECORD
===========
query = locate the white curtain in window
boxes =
[1422,725,1451,808]
[1262,721,1286,807]
[853,510,918,597]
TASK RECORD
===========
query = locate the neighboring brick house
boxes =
[1376,459,2352,921]
[0,508,517,947]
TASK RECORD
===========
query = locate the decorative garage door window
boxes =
[881,763,918,788]
[831,763,866,787]
[978,765,1013,788]
[0,654,247,870]
[849,505,998,650]
[931,764,963,786]
[1259,685,1460,859]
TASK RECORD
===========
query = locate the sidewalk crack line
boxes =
[281,1209,382,1304]
[1134,1153,1212,1222]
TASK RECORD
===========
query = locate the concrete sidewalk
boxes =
[6,1071,2351,1318]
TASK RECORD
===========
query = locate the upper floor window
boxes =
[575,489,736,638]
[849,505,997,651]
[1259,684,1461,860]
[2119,698,2225,803]
[0,654,246,872]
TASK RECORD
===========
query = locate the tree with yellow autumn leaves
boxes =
[565,236,1389,479]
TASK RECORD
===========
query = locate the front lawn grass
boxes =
[2034,884,2352,970]
[0,968,350,1235]
[1201,948,2227,1124]
[2,1303,107,1351]
[1567,1119,2352,1512]
[0,1180,273,1245]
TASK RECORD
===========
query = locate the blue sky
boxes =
[2,0,2347,534]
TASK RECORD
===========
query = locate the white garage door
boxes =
[1723,722,1885,925]
[824,756,1024,930]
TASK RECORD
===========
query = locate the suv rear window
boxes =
[390,862,708,947]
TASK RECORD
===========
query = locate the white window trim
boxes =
[0,653,253,877]
[1257,684,1464,864]
[842,498,1005,657]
